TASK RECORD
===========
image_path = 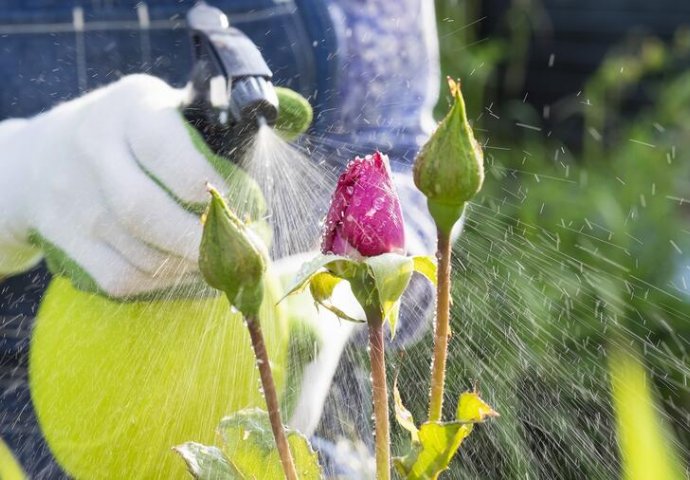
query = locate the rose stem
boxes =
[428,230,453,422]
[246,316,298,480]
[366,308,391,480]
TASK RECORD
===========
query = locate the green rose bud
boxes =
[275,87,313,141]
[199,185,266,317]
[414,77,484,234]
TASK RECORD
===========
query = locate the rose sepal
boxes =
[283,253,436,335]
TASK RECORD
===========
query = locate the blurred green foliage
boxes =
[394,1,690,478]
[610,347,684,480]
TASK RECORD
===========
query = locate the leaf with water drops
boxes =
[173,442,243,480]
[363,253,436,334]
[287,252,434,329]
[309,271,365,323]
[412,255,438,286]
[218,408,323,479]
[394,379,419,443]
[394,421,473,480]
[456,391,499,423]
[282,253,354,300]
[394,391,498,479]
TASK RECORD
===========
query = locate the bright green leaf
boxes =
[282,254,353,300]
[313,305,366,326]
[394,380,419,443]
[173,442,243,480]
[218,409,322,479]
[309,271,364,321]
[412,255,438,286]
[286,432,323,480]
[364,253,415,335]
[307,271,364,322]
[456,391,499,423]
[314,302,365,323]
[395,391,498,479]
[394,421,472,480]
[309,271,342,303]
[610,348,684,480]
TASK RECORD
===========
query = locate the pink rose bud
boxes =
[321,152,405,257]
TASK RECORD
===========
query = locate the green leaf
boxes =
[311,294,366,323]
[309,271,342,303]
[610,348,685,480]
[394,422,472,480]
[287,253,433,330]
[394,391,498,479]
[456,391,500,423]
[394,380,419,443]
[282,254,353,300]
[218,408,323,479]
[285,433,323,480]
[412,255,438,286]
[173,442,243,480]
[364,253,415,335]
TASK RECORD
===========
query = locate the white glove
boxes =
[0,74,246,298]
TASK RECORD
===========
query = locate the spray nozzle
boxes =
[184,2,278,156]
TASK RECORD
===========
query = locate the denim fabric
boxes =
[0,1,334,118]
[0,1,437,477]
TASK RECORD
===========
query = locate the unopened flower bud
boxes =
[414,77,484,234]
[321,152,405,258]
[199,186,266,317]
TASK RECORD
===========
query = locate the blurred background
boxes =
[393,0,690,478]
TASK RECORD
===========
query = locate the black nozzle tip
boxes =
[229,76,279,132]
[241,99,278,127]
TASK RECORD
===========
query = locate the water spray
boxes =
[183,1,279,159]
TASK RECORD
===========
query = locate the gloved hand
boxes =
[0,74,260,298]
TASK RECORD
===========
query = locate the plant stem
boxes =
[246,316,298,480]
[428,230,453,422]
[367,312,391,480]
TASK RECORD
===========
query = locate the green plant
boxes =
[394,1,690,477]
